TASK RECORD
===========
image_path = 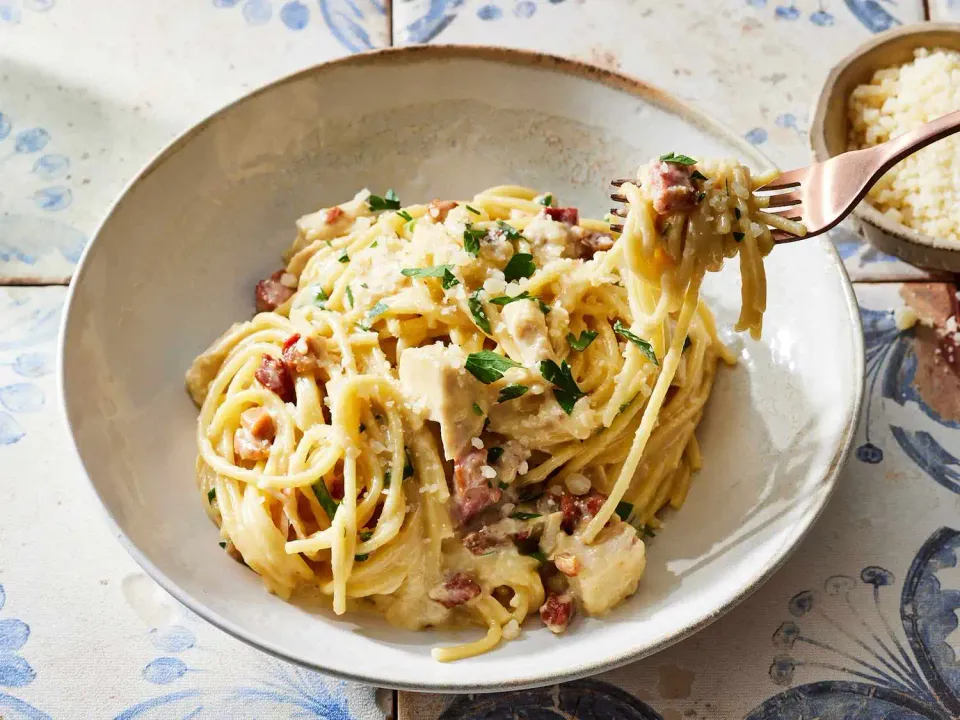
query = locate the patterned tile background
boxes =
[4,0,960,717]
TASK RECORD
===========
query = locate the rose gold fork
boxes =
[609,109,960,243]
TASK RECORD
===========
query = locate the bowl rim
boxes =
[58,43,866,692]
[810,21,960,267]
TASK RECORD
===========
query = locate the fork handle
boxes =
[871,109,960,177]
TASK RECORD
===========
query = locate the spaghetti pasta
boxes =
[185,156,803,660]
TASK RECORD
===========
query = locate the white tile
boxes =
[0,0,388,282]
[0,286,386,717]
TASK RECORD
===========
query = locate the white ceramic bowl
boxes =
[59,46,864,692]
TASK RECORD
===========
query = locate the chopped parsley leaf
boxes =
[468,290,492,334]
[465,204,480,215]
[345,285,354,308]
[472,402,484,416]
[524,549,547,564]
[487,446,505,464]
[338,252,350,263]
[613,320,659,366]
[359,530,373,541]
[465,350,520,384]
[618,400,632,414]
[403,219,416,234]
[367,301,388,321]
[495,220,521,241]
[638,525,657,539]
[490,291,532,306]
[498,481,509,490]
[683,336,692,352]
[733,231,745,242]
[537,193,553,207]
[497,384,528,403]
[539,359,585,415]
[697,191,706,202]
[659,152,697,166]
[367,189,401,211]
[503,253,535,282]
[396,209,413,222]
[218,541,226,549]
[615,501,634,522]
[401,265,460,289]
[311,479,340,521]
[734,207,741,220]
[691,169,708,181]
[538,299,551,315]
[510,511,542,521]
[311,285,329,307]
[567,330,598,351]
[403,449,414,479]
[463,224,486,256]
[359,423,366,432]
[361,283,369,289]
[207,488,216,504]
[354,553,370,562]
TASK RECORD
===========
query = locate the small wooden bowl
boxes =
[811,22,960,271]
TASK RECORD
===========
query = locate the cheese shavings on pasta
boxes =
[185,157,803,662]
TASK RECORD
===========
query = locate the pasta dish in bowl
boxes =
[59,45,863,691]
[186,157,805,662]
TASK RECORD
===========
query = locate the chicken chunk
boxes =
[551,521,647,615]
[500,300,556,366]
[398,343,491,460]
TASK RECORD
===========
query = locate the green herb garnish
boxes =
[524,549,547,564]
[354,553,370,562]
[733,232,745,242]
[311,285,329,307]
[683,336,692,352]
[463,224,486,256]
[345,285,354,308]
[468,290,491,334]
[218,541,226,549]
[495,220,521,241]
[487,446,504,464]
[403,449,414,479]
[613,320,659,366]
[697,191,706,202]
[615,501,634,522]
[537,193,553,207]
[466,205,480,215]
[396,209,413,222]
[207,488,216,504]
[367,189,401,211]
[465,350,521,384]
[498,384,529,403]
[539,359,585,415]
[567,330,598,351]
[498,481,509,490]
[510,512,542,521]
[503,253,535,282]
[659,152,697,166]
[311,479,340,521]
[359,530,373,541]
[734,207,741,220]
[490,291,532,306]
[366,301,388,323]
[691,169,708,181]
[472,402,484,416]
[401,264,459,289]
[338,252,350,263]
[638,525,657,539]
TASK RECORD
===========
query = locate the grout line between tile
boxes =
[0,278,71,287]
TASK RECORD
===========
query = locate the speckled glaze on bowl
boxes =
[59,46,864,693]
[811,22,960,271]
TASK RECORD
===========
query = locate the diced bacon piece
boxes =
[427,199,458,223]
[429,573,481,608]
[255,355,295,403]
[544,206,579,225]
[255,270,296,313]
[323,206,344,224]
[539,591,574,633]
[576,231,615,260]
[554,552,582,577]
[234,427,271,462]
[453,447,503,525]
[240,406,275,441]
[560,490,607,533]
[281,333,321,374]
[648,161,698,215]
[463,526,507,555]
